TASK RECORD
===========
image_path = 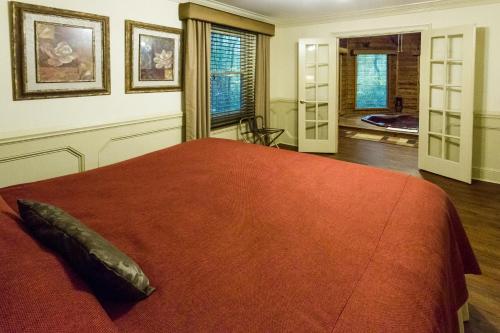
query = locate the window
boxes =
[355,54,388,109]
[210,25,256,129]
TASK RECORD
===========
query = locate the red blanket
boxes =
[0,138,480,332]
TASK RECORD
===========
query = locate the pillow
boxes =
[17,199,155,301]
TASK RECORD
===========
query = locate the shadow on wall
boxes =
[474,27,486,113]
[473,27,488,170]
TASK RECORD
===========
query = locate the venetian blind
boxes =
[210,25,257,129]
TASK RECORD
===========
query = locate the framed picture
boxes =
[9,1,110,100]
[125,20,182,93]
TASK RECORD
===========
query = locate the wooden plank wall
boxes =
[339,33,420,115]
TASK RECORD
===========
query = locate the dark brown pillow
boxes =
[17,199,155,301]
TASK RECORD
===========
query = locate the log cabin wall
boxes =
[339,33,420,116]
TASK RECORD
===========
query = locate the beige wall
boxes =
[0,114,182,187]
[0,0,182,139]
[270,2,500,183]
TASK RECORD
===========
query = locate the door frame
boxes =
[329,23,430,158]
[330,24,431,39]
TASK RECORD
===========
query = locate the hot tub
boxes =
[361,114,419,133]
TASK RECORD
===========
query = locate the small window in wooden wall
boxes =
[355,54,388,109]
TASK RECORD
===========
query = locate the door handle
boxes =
[299,100,306,104]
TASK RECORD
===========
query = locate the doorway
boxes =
[338,33,420,149]
[298,25,476,182]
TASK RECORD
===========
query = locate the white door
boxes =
[298,39,338,153]
[419,25,476,183]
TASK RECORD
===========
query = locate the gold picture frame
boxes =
[9,1,110,100]
[125,20,182,94]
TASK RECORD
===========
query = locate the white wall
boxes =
[270,2,500,183]
[0,0,182,139]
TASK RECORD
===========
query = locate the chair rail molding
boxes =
[0,113,183,187]
[474,112,500,130]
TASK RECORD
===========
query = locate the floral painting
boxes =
[125,20,182,93]
[35,22,95,83]
[139,34,175,81]
[9,2,110,100]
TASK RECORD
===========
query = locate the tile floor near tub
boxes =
[340,129,418,148]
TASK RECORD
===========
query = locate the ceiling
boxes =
[194,0,498,25]
[210,0,427,18]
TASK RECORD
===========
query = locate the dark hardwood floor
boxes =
[282,135,500,333]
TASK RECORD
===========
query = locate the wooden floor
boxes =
[283,136,500,333]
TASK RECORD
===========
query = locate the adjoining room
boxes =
[338,33,420,151]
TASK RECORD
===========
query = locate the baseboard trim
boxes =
[472,167,500,184]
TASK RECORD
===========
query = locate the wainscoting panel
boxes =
[210,125,241,141]
[98,125,182,167]
[0,114,183,187]
[472,113,500,184]
[0,148,84,187]
[271,98,500,184]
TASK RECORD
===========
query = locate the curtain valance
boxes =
[179,3,275,36]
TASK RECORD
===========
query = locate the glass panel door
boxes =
[419,26,476,183]
[298,39,338,153]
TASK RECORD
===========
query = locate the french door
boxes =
[419,25,476,183]
[298,39,338,153]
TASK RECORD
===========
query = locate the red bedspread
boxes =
[0,138,480,332]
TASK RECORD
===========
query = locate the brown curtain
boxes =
[255,34,271,127]
[184,19,211,141]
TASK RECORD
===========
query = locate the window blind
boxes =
[210,25,256,129]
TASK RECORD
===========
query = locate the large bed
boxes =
[0,138,480,332]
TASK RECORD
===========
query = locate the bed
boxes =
[0,138,480,332]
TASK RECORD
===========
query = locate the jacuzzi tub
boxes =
[361,114,419,133]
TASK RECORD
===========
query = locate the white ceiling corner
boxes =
[184,0,500,26]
